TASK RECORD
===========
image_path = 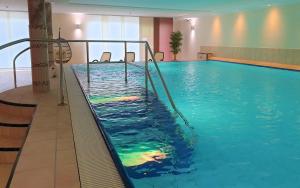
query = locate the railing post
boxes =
[13,59,17,88]
[12,47,31,89]
[86,42,90,83]
[58,39,65,105]
[124,41,128,82]
[145,43,148,95]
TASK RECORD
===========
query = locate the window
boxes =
[0,11,30,68]
[86,15,140,62]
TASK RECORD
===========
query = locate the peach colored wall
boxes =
[173,18,200,61]
[174,4,300,62]
[154,18,173,61]
[52,13,86,64]
[140,17,154,61]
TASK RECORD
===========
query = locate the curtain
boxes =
[0,11,30,68]
[86,15,140,62]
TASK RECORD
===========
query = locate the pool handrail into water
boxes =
[0,38,192,130]
[145,42,192,129]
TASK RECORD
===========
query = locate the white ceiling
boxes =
[1,0,300,17]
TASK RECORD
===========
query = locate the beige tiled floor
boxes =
[0,72,80,188]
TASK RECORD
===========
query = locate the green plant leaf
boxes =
[169,31,183,60]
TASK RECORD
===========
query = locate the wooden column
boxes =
[27,0,50,92]
[45,2,54,68]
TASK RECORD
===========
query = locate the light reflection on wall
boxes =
[72,13,84,39]
[233,13,247,45]
[263,7,283,46]
[74,26,82,38]
[212,16,222,45]
[190,18,196,39]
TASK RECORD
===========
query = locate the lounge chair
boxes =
[154,52,164,61]
[125,52,135,63]
[91,52,111,63]
[100,52,111,63]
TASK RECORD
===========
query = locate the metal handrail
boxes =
[1,38,66,104]
[0,38,30,50]
[13,47,30,88]
[145,43,191,128]
[0,38,191,128]
[0,38,147,51]
[145,68,158,97]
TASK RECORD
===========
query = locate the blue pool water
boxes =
[73,61,300,188]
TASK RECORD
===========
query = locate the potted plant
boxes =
[169,31,183,61]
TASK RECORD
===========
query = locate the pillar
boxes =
[27,0,50,92]
[45,2,54,68]
[153,17,173,61]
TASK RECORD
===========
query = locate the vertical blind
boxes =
[0,11,30,68]
[86,15,140,62]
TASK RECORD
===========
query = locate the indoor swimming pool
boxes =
[72,61,300,188]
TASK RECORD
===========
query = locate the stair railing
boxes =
[144,42,191,128]
[1,38,191,128]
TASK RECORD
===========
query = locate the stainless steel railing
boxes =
[85,40,191,128]
[1,38,67,105]
[145,43,191,128]
[13,47,31,88]
[0,38,191,128]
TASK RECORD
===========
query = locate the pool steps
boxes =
[0,99,36,188]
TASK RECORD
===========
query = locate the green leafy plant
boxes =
[169,31,183,61]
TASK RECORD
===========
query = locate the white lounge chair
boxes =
[100,52,111,63]
[154,52,164,62]
[125,52,135,63]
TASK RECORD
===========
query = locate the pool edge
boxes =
[65,64,134,188]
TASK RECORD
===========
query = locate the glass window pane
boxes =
[0,11,30,68]
[85,15,140,62]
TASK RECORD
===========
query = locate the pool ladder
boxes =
[0,38,191,129]
[126,43,191,129]
[143,43,192,129]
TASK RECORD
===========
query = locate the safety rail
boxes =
[0,38,67,105]
[0,38,191,128]
[13,47,31,88]
[145,43,191,128]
